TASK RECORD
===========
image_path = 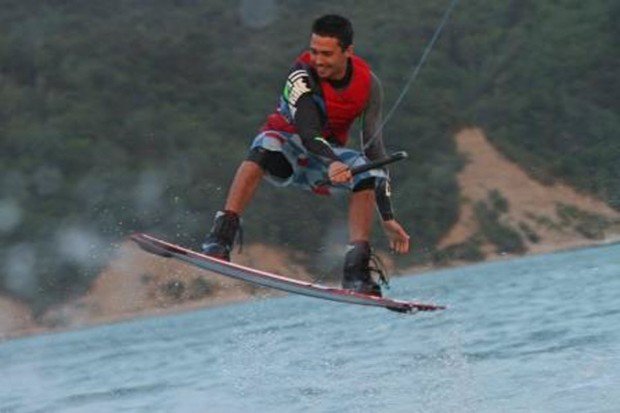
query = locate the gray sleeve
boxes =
[361,71,388,161]
[362,71,396,221]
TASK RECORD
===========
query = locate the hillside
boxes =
[1,1,619,336]
[438,128,620,261]
[0,295,38,340]
[3,127,619,339]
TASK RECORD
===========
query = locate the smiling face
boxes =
[309,34,353,81]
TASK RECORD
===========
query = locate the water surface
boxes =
[2,244,619,412]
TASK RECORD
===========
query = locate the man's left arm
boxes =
[361,72,410,254]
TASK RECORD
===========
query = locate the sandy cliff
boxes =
[438,128,620,257]
[0,295,38,340]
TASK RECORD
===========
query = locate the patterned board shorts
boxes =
[250,130,387,196]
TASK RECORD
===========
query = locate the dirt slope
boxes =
[439,128,620,256]
[0,295,37,339]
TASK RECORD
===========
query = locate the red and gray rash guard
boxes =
[262,52,395,221]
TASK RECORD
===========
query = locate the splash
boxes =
[133,170,167,212]
[55,225,107,267]
[4,243,37,296]
[0,198,22,233]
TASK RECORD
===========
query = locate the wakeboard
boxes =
[131,232,445,314]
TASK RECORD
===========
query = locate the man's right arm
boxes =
[294,95,340,163]
[362,72,396,222]
[294,94,352,183]
[283,67,340,164]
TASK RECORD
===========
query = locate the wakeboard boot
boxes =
[201,210,241,261]
[342,241,384,297]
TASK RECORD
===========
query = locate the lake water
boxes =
[1,243,619,413]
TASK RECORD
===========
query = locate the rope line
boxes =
[363,0,460,151]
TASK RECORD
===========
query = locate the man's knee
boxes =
[247,148,293,179]
[353,177,375,192]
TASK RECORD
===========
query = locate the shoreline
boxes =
[3,234,619,342]
[405,232,620,275]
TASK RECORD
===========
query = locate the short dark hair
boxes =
[312,15,353,50]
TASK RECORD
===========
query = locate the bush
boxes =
[474,201,526,254]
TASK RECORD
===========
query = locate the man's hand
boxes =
[382,219,410,254]
[328,161,352,184]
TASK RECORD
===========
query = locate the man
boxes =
[202,15,409,296]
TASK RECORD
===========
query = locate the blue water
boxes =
[2,244,620,413]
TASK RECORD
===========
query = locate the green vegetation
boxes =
[1,1,618,311]
[556,202,610,239]
[433,236,485,264]
[525,211,563,232]
[474,191,526,254]
[518,221,541,243]
[489,189,509,214]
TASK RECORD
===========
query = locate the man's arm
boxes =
[287,68,351,184]
[281,66,339,163]
[295,95,352,184]
[361,71,388,161]
[294,95,340,163]
[362,72,395,222]
[362,72,410,253]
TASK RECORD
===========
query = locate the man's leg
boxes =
[343,186,382,296]
[202,160,264,260]
[348,188,375,243]
[224,160,265,215]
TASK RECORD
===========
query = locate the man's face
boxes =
[309,34,352,81]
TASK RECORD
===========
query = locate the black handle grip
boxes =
[315,151,409,187]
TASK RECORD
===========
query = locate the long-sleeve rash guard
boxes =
[290,59,395,221]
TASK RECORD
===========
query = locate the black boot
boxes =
[342,241,383,297]
[201,210,241,261]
